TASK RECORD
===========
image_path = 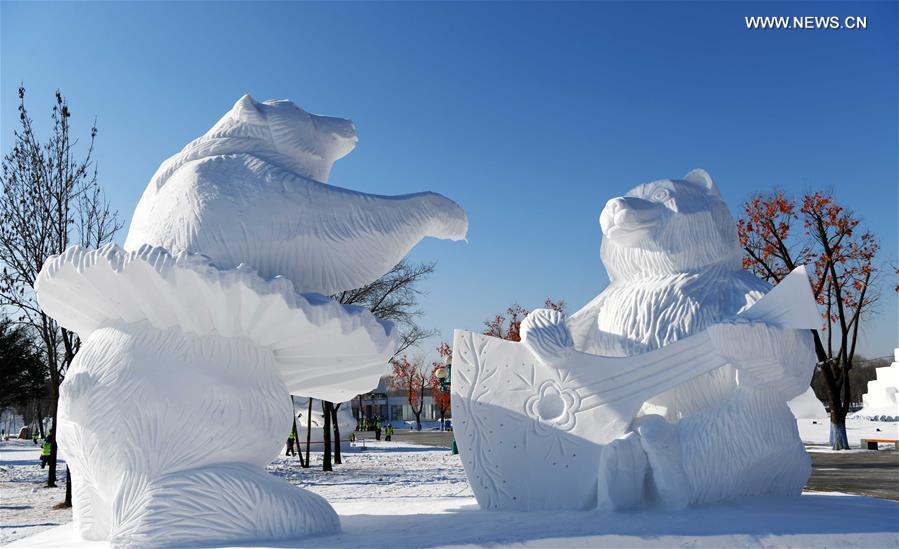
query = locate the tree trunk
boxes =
[47,390,58,487]
[63,465,72,507]
[413,411,422,431]
[291,396,306,468]
[331,403,341,465]
[321,401,333,472]
[304,398,313,468]
[829,408,850,450]
[831,362,853,450]
[357,394,363,430]
[35,399,45,438]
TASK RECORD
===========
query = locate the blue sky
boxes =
[2,1,896,359]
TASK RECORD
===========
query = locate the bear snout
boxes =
[599,196,661,243]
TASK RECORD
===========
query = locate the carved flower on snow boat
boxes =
[524,378,582,435]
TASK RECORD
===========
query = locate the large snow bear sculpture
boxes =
[36,97,468,547]
[126,94,468,296]
[450,170,817,512]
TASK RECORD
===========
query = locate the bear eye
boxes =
[650,188,670,202]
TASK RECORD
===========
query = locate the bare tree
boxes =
[314,260,439,466]
[289,396,306,468]
[0,87,122,489]
[331,403,342,465]
[333,260,438,356]
[321,400,333,472]
[304,397,313,468]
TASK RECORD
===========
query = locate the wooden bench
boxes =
[860,438,899,450]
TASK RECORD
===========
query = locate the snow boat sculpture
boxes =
[35,95,467,547]
[452,171,818,512]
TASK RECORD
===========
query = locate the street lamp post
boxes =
[435,355,451,389]
[435,354,458,457]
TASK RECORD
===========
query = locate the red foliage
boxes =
[389,355,427,410]
[738,190,883,429]
[483,299,565,341]
[737,191,879,324]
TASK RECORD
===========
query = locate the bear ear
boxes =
[231,94,266,125]
[683,169,721,198]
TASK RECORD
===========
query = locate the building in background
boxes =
[351,376,450,427]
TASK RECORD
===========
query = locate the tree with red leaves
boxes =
[431,342,453,430]
[484,299,565,341]
[389,355,429,431]
[737,191,880,449]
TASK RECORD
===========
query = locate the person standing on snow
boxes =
[374,419,382,441]
[40,433,53,468]
[286,430,296,456]
[385,424,393,441]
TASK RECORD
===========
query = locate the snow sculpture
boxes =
[789,387,827,420]
[859,349,899,421]
[451,171,818,512]
[126,94,468,295]
[35,96,467,546]
[292,397,356,451]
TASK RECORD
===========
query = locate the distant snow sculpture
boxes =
[292,396,356,450]
[858,350,899,421]
[35,96,467,546]
[788,387,827,420]
[451,170,818,512]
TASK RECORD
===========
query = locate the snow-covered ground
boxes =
[4,426,899,548]
[797,416,899,452]
[0,439,70,545]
